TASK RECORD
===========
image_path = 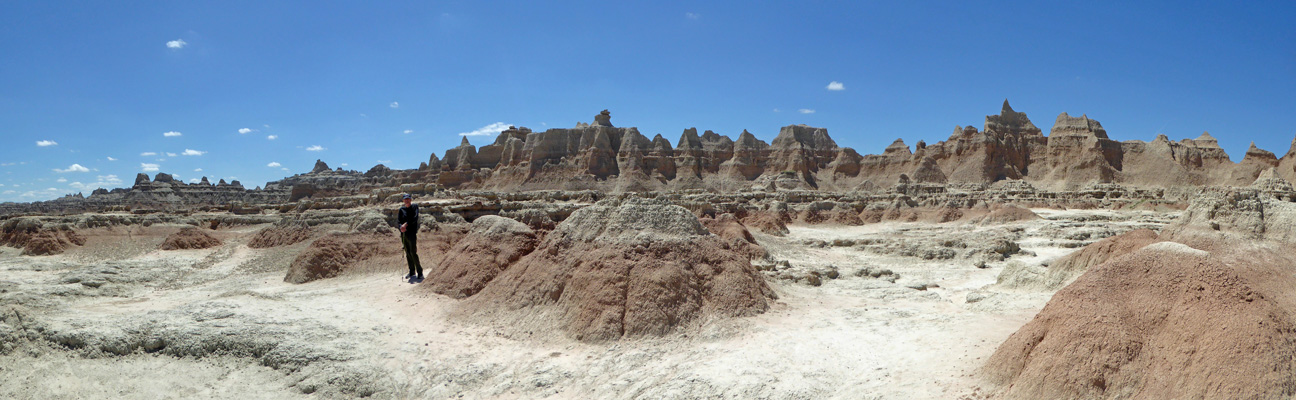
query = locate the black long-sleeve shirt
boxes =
[398,204,419,237]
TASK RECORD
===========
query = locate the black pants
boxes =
[401,233,422,277]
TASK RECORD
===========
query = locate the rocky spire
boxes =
[593,109,613,127]
[311,159,331,174]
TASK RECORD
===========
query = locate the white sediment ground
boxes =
[0,209,1176,399]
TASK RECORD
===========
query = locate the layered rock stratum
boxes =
[6,101,1296,217]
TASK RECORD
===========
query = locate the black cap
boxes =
[402,194,412,199]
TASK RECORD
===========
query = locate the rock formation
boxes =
[7,103,1296,218]
[158,227,222,250]
[422,215,539,298]
[464,198,776,341]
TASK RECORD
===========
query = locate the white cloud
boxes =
[54,164,90,173]
[686,12,700,19]
[56,178,67,183]
[188,178,200,183]
[281,167,289,171]
[182,149,206,156]
[458,122,511,137]
[140,163,160,172]
[166,39,187,49]
[267,162,281,167]
[36,140,58,147]
[166,152,177,157]
[238,128,253,134]
[106,156,117,161]
[140,152,157,156]
[267,135,278,140]
[340,163,348,166]
[305,145,324,152]
[69,174,123,190]
[389,102,399,108]
[773,108,781,113]
[403,129,413,134]
[194,168,203,172]
[826,81,845,91]
[163,131,182,137]
[799,109,816,114]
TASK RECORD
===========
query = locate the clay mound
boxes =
[283,234,386,284]
[700,213,768,260]
[1039,229,1159,289]
[465,198,776,341]
[422,216,539,298]
[1,218,85,256]
[247,224,313,248]
[158,227,222,250]
[984,243,1296,399]
[740,211,789,236]
[975,204,1040,225]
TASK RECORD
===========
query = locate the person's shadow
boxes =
[407,276,424,284]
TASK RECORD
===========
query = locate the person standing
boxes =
[398,193,423,281]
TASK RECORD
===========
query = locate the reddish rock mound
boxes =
[158,227,222,250]
[1040,229,1159,289]
[700,213,768,260]
[422,216,539,298]
[465,198,776,341]
[975,204,1040,225]
[984,243,1296,399]
[283,234,388,284]
[739,211,789,236]
[0,218,85,256]
[247,223,313,248]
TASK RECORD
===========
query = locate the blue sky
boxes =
[2,1,1293,202]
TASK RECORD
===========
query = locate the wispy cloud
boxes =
[140,152,157,156]
[773,108,781,113]
[166,39,187,49]
[163,131,182,137]
[238,128,253,134]
[54,164,90,173]
[267,135,278,140]
[194,168,203,172]
[182,149,206,156]
[36,140,58,147]
[459,122,510,137]
[106,156,117,161]
[826,81,845,91]
[686,12,700,19]
[799,109,816,114]
[166,152,177,157]
[267,162,281,167]
[389,102,400,109]
[403,129,413,134]
[188,178,200,184]
[56,178,67,183]
[140,163,160,172]
[305,145,325,152]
